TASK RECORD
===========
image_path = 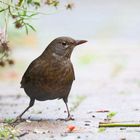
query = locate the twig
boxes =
[0,0,62,15]
[99,123,140,127]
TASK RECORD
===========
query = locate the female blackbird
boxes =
[17,36,87,121]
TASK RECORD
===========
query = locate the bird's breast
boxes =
[44,60,74,84]
[22,57,75,100]
[34,60,75,100]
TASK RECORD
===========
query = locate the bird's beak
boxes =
[75,40,87,46]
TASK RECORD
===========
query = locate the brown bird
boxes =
[16,36,87,121]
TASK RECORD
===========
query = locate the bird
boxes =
[16,36,87,121]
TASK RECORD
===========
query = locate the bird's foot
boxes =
[57,116,74,121]
[13,116,25,123]
[65,115,75,121]
[8,116,25,127]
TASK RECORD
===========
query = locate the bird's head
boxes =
[44,37,87,59]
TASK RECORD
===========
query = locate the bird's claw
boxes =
[65,116,75,121]
[7,116,25,127]
[13,116,25,123]
[14,116,21,122]
[57,116,74,121]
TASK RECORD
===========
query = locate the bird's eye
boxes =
[62,42,67,46]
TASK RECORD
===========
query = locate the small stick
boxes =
[99,123,140,127]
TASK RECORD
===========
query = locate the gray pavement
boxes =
[1,40,140,140]
[1,65,140,140]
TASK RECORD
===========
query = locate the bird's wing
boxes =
[20,58,46,88]
[21,58,75,90]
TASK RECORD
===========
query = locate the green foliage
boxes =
[98,127,106,132]
[107,112,117,120]
[0,126,18,140]
[0,0,74,65]
[0,0,73,34]
[4,118,15,124]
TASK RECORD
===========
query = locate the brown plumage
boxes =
[16,36,87,121]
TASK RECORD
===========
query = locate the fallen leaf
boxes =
[67,125,76,132]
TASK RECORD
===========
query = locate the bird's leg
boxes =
[64,99,74,121]
[14,98,35,122]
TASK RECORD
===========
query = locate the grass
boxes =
[98,111,117,132]
[99,123,140,127]
[98,127,106,133]
[106,112,117,120]
[4,118,15,124]
[0,125,19,140]
[0,118,22,139]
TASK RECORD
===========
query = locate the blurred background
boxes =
[1,1,140,139]
[0,0,140,110]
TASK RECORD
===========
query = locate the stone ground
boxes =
[0,43,140,140]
